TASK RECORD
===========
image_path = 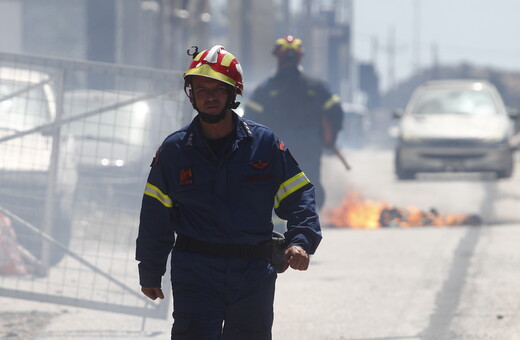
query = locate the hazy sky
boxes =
[353,0,520,89]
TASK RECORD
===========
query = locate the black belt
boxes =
[174,234,272,260]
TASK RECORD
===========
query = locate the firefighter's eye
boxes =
[195,88,209,97]
[195,87,227,98]
[215,87,228,95]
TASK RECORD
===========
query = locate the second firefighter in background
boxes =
[245,35,344,209]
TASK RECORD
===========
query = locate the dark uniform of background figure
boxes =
[136,45,322,340]
[244,35,344,209]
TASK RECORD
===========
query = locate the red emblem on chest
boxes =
[250,161,270,170]
[179,168,193,185]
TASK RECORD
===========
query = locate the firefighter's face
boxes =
[190,76,229,114]
[276,49,302,69]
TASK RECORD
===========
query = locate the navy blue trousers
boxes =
[170,249,277,340]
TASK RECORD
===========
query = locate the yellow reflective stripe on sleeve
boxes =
[274,172,310,209]
[245,100,264,113]
[144,183,173,208]
[323,94,340,110]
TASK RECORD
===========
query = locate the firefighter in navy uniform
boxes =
[136,45,322,339]
[244,35,344,209]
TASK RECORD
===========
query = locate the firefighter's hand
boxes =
[141,287,164,300]
[284,246,309,271]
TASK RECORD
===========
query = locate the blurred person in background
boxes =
[136,45,322,339]
[244,35,344,209]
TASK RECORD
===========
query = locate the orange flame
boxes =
[324,192,481,228]
[324,192,389,229]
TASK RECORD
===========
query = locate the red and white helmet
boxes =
[184,45,244,95]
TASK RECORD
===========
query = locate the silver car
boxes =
[394,79,518,180]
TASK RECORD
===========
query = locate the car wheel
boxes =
[496,152,514,179]
[395,153,416,180]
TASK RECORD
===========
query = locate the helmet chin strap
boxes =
[197,107,228,124]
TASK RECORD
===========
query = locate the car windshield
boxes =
[65,99,149,146]
[0,80,51,131]
[411,88,498,116]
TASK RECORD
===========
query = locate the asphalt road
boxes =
[1,146,519,340]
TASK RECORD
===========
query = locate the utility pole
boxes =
[282,0,291,33]
[160,0,210,71]
[193,0,210,49]
[342,0,354,103]
[387,26,396,90]
[300,0,313,73]
[431,41,439,79]
[160,0,175,70]
[412,0,421,73]
[185,0,210,50]
[228,0,275,86]
[371,36,379,64]
[240,0,252,74]
[86,0,116,88]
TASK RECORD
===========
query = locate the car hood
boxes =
[400,113,510,140]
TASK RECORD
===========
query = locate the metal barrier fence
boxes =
[0,51,190,319]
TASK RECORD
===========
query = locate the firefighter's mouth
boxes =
[198,106,224,116]
[203,100,223,110]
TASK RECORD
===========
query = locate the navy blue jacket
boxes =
[136,112,322,287]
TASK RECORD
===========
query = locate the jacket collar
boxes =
[182,111,252,149]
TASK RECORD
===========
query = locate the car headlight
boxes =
[400,128,422,142]
[482,134,507,143]
[100,158,126,167]
[481,128,508,143]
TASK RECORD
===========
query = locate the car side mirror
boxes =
[393,108,404,119]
